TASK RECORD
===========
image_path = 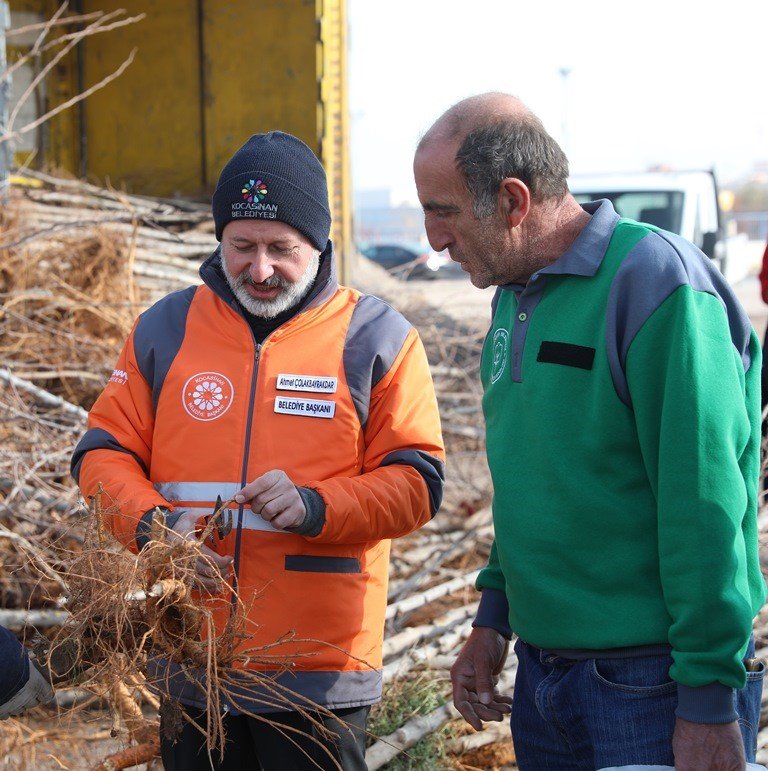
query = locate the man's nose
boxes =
[425,221,452,253]
[247,253,275,284]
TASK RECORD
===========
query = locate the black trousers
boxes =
[160,704,369,771]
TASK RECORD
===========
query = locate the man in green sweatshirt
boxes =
[414,93,765,771]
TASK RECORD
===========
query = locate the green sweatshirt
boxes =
[476,200,764,720]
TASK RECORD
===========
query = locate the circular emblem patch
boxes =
[182,372,234,421]
[490,328,510,384]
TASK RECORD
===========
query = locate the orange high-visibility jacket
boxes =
[71,246,445,712]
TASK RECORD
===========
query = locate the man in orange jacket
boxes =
[71,131,445,770]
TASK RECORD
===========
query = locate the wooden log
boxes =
[54,688,103,709]
[132,263,202,284]
[0,368,88,423]
[365,702,458,770]
[389,526,492,603]
[366,669,516,769]
[19,170,209,215]
[0,477,80,516]
[0,609,70,628]
[383,625,469,684]
[440,423,484,439]
[386,571,480,622]
[448,719,512,754]
[91,736,160,771]
[133,247,206,270]
[383,602,478,662]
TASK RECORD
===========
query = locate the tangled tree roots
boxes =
[43,490,349,769]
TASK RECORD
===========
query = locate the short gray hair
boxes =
[455,116,569,217]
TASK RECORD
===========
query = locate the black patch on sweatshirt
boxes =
[537,341,595,370]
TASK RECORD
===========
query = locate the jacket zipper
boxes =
[231,340,263,600]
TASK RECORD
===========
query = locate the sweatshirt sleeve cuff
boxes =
[287,487,326,537]
[472,588,513,640]
[676,683,737,723]
[135,507,181,551]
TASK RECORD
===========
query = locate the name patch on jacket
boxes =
[537,341,595,370]
[274,396,336,418]
[276,374,338,393]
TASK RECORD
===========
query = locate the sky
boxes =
[348,0,768,206]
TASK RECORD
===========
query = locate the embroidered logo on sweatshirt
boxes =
[491,328,509,384]
[182,372,234,421]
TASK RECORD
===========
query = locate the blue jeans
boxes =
[511,639,764,771]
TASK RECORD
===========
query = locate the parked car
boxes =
[359,243,462,280]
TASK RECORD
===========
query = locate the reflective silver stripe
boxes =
[154,482,289,534]
[240,508,283,533]
[147,657,382,713]
[154,481,241,501]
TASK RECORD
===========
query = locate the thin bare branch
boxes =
[1,49,137,146]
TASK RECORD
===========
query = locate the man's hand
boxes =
[0,657,55,719]
[673,717,746,771]
[451,626,512,730]
[168,511,233,594]
[235,470,307,530]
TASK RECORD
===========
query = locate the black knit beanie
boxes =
[211,131,331,250]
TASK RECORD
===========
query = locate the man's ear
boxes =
[500,178,531,228]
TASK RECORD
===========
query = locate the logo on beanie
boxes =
[241,178,268,203]
[231,176,278,221]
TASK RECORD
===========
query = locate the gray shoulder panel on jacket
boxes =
[133,286,197,411]
[70,427,149,483]
[606,230,752,406]
[343,295,413,426]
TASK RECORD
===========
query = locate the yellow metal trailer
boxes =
[7,0,352,280]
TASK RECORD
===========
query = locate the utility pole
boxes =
[0,1,10,203]
[558,66,572,156]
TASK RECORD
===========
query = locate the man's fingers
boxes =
[200,545,233,571]
[250,484,289,512]
[196,561,217,579]
[272,507,305,530]
[257,498,284,521]
[196,546,233,592]
[472,703,509,723]
[452,678,483,730]
[474,667,499,706]
[454,698,483,731]
[235,470,285,504]
[195,576,222,594]
[454,694,510,730]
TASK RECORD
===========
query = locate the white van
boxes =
[569,170,727,275]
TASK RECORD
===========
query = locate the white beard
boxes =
[221,252,320,319]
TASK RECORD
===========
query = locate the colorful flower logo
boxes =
[182,372,234,421]
[241,178,268,202]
